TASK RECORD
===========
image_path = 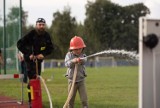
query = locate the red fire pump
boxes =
[30,78,42,108]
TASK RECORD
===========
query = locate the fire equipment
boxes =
[30,59,42,108]
[69,36,86,50]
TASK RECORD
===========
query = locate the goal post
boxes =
[94,56,117,67]
[42,57,117,69]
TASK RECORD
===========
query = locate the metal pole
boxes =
[3,0,6,74]
[19,0,24,105]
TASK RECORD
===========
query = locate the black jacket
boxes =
[17,29,54,61]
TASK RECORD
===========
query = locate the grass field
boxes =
[0,66,138,108]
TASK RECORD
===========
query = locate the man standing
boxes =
[17,18,54,107]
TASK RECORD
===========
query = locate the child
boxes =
[64,36,88,108]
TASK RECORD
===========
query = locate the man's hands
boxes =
[29,54,44,60]
[36,54,44,59]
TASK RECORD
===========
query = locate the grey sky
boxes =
[1,0,159,27]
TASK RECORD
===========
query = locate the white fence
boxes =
[42,57,138,69]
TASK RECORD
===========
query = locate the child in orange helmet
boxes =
[64,36,88,108]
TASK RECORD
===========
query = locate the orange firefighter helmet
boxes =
[69,36,86,50]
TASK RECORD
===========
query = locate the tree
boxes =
[0,26,3,47]
[0,14,3,47]
[84,0,150,53]
[5,6,27,47]
[84,0,122,53]
[115,3,149,51]
[50,6,77,58]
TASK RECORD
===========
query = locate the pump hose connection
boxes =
[35,59,53,108]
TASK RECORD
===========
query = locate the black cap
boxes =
[36,18,46,23]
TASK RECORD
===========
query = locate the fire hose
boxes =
[35,59,53,108]
[63,64,78,108]
[39,76,53,108]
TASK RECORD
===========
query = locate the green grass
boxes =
[0,66,138,108]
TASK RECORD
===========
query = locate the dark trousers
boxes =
[25,60,42,79]
[21,61,28,83]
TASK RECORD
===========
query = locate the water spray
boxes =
[81,49,139,60]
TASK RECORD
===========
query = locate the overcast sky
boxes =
[1,0,159,27]
[22,0,88,26]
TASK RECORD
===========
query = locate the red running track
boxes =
[0,96,29,108]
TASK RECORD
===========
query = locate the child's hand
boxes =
[76,58,83,64]
[72,58,77,63]
[72,58,82,64]
[77,58,81,63]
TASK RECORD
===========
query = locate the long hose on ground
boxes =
[35,59,53,108]
[39,76,53,108]
[63,64,78,108]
